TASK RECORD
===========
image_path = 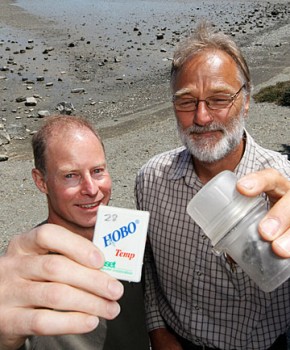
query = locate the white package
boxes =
[93,205,150,282]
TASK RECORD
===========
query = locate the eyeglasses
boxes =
[172,85,245,112]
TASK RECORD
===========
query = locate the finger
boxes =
[257,188,290,238]
[16,281,121,320]
[271,230,290,258]
[0,309,100,338]
[237,170,290,241]
[237,169,290,257]
[15,254,123,301]
[260,189,290,257]
[7,224,105,269]
[237,169,290,204]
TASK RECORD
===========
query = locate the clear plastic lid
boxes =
[187,171,262,245]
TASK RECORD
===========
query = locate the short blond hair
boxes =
[32,115,104,174]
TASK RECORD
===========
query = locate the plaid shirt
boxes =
[135,131,290,350]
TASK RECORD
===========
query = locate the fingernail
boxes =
[274,236,290,256]
[237,178,255,190]
[90,251,103,268]
[259,217,281,239]
[86,316,99,329]
[107,302,121,318]
[108,280,124,299]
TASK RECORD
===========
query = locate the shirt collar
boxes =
[168,147,192,180]
[234,130,256,177]
[168,147,200,187]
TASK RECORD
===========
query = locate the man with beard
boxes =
[135,23,290,350]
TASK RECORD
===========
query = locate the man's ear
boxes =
[244,94,250,118]
[32,168,48,194]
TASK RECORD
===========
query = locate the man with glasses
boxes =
[135,22,290,350]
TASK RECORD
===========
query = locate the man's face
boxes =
[32,128,112,239]
[172,50,249,163]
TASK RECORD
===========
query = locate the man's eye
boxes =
[178,99,195,106]
[64,173,78,181]
[209,97,231,104]
[92,168,105,177]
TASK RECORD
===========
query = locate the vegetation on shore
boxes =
[253,80,290,106]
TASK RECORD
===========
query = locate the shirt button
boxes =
[196,270,202,276]
[194,304,200,310]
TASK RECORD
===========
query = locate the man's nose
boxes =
[80,174,99,195]
[193,100,213,126]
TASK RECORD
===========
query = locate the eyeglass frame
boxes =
[172,84,246,112]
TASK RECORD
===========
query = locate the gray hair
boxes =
[171,22,251,94]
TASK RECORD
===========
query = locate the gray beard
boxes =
[178,114,245,163]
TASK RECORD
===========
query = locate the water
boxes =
[13,0,270,32]
[8,0,272,61]
[13,0,290,49]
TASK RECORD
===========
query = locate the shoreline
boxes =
[1,0,290,252]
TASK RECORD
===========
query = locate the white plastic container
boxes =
[187,170,290,293]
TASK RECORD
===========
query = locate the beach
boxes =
[1,0,290,253]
